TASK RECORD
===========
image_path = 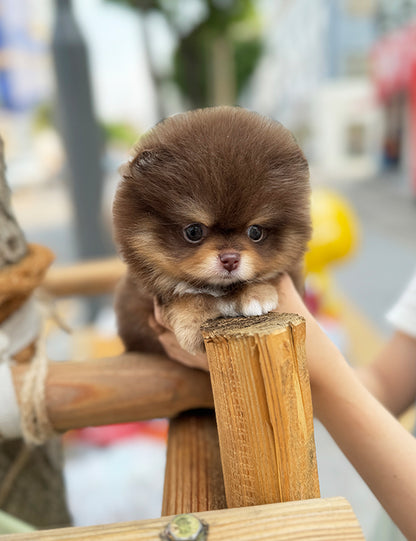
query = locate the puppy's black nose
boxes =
[219,252,240,272]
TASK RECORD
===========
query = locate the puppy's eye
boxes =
[183,223,206,243]
[247,225,264,242]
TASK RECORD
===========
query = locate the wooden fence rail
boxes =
[11,354,213,432]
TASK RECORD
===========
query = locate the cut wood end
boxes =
[201,312,305,341]
[0,243,54,293]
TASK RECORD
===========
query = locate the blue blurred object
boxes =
[0,0,48,111]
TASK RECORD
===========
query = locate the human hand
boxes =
[273,273,347,392]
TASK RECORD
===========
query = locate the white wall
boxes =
[312,79,383,182]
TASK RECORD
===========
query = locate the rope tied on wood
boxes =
[19,328,56,445]
[0,296,42,441]
[0,244,56,445]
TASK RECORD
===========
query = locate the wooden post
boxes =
[201,312,320,508]
[162,409,226,516]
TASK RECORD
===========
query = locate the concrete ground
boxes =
[331,172,416,334]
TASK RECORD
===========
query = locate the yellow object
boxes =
[305,188,359,274]
[305,188,360,318]
[75,327,124,360]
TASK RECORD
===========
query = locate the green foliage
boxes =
[107,0,159,10]
[33,102,138,148]
[234,37,263,97]
[102,122,139,147]
[106,0,264,108]
[172,0,263,107]
[32,102,54,132]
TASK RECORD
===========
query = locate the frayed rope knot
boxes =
[0,295,59,445]
[19,330,56,445]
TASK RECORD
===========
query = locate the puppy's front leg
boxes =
[162,295,220,354]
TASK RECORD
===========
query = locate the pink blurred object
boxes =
[304,286,321,316]
[65,420,168,446]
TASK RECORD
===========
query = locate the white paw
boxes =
[241,299,263,316]
[240,296,278,317]
[262,297,279,313]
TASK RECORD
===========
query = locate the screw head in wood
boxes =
[161,514,208,541]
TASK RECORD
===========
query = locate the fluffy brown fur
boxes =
[113,106,311,353]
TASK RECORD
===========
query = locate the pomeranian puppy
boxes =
[113,106,311,354]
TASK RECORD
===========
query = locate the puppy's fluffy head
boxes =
[113,106,311,296]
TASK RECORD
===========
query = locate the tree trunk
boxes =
[0,136,71,529]
[0,137,27,268]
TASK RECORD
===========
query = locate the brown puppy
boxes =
[113,106,311,354]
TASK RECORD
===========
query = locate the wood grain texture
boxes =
[11,354,213,431]
[2,497,364,540]
[42,257,125,297]
[0,135,27,268]
[162,410,226,516]
[201,313,320,508]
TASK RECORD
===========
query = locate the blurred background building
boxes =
[2,0,416,207]
[1,0,416,539]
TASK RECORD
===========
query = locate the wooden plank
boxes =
[2,497,364,540]
[11,354,213,431]
[42,258,125,297]
[162,410,226,516]
[201,313,320,508]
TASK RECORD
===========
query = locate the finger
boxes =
[153,298,163,324]
[153,298,173,330]
[148,313,165,335]
[158,331,209,371]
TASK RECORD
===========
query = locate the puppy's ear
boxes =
[131,147,171,173]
